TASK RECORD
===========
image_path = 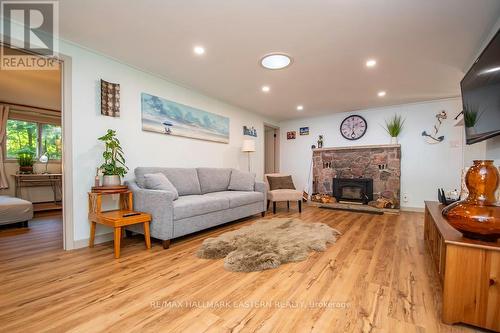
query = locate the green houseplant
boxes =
[384,114,405,144]
[17,148,35,174]
[463,104,482,137]
[98,129,128,186]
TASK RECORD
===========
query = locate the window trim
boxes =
[5,119,62,162]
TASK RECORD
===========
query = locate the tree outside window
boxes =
[6,119,61,160]
[41,124,62,159]
[6,120,38,159]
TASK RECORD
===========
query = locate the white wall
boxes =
[55,41,276,244]
[279,98,464,209]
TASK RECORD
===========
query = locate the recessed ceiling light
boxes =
[296,105,304,111]
[366,59,377,67]
[261,85,270,92]
[260,53,293,70]
[377,91,386,97]
[193,46,205,55]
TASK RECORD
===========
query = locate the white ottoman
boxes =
[0,195,33,227]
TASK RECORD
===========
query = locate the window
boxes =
[41,124,62,159]
[6,119,61,160]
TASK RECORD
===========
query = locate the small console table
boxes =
[13,173,62,203]
[424,201,500,331]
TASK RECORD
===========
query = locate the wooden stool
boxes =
[88,190,151,258]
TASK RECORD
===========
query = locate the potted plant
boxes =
[17,148,35,174]
[384,114,405,144]
[98,129,128,186]
[463,104,481,137]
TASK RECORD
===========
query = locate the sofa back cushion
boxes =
[135,167,201,196]
[228,169,255,191]
[144,173,179,200]
[197,168,232,194]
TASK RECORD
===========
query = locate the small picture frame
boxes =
[287,131,296,140]
[243,125,257,137]
[300,127,309,135]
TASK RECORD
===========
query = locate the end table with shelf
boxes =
[88,187,151,258]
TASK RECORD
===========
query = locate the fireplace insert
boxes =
[332,178,373,204]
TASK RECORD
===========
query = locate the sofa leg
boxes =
[298,200,302,213]
[261,211,266,217]
[273,201,276,214]
[162,240,171,249]
[287,201,290,210]
[22,221,29,228]
[266,200,270,210]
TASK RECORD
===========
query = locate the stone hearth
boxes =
[312,144,401,209]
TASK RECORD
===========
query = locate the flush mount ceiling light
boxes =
[377,91,386,97]
[261,85,270,92]
[296,105,304,111]
[260,53,293,70]
[366,59,377,67]
[193,46,205,55]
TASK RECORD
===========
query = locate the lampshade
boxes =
[241,139,256,152]
[39,154,49,163]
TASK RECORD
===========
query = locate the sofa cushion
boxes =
[228,169,255,191]
[144,173,179,200]
[197,168,232,194]
[204,191,264,208]
[135,167,201,196]
[173,195,229,220]
[267,175,296,190]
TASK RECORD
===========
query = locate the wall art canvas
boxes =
[101,79,120,117]
[287,131,296,140]
[141,93,229,143]
[300,127,309,135]
[243,126,257,137]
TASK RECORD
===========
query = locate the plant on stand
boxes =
[17,148,35,174]
[98,129,128,186]
[384,114,405,144]
[463,104,481,137]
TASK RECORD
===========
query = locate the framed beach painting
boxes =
[141,93,230,143]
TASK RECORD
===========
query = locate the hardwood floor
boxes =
[0,205,487,332]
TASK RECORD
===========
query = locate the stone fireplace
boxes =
[312,144,401,209]
[333,178,373,204]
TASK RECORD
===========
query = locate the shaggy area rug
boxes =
[196,218,340,272]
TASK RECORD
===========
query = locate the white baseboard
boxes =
[73,232,114,249]
[400,206,425,213]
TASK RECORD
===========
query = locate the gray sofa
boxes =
[125,167,266,248]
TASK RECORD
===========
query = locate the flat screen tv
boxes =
[461,28,500,145]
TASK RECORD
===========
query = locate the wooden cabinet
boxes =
[424,201,500,332]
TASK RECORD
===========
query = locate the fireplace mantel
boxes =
[313,144,401,152]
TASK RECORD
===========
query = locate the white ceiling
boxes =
[58,0,500,120]
[0,47,61,111]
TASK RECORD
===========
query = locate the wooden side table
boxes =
[88,190,152,258]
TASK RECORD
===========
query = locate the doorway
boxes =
[0,44,64,249]
[264,124,280,174]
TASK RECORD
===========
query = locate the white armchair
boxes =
[264,173,302,214]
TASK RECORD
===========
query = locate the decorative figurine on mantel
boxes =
[317,135,324,148]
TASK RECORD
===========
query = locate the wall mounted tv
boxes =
[461,28,500,145]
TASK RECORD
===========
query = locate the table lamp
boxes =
[39,153,49,174]
[242,139,256,172]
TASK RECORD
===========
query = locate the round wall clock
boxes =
[340,115,367,140]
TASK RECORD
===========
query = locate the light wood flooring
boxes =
[0,205,489,332]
